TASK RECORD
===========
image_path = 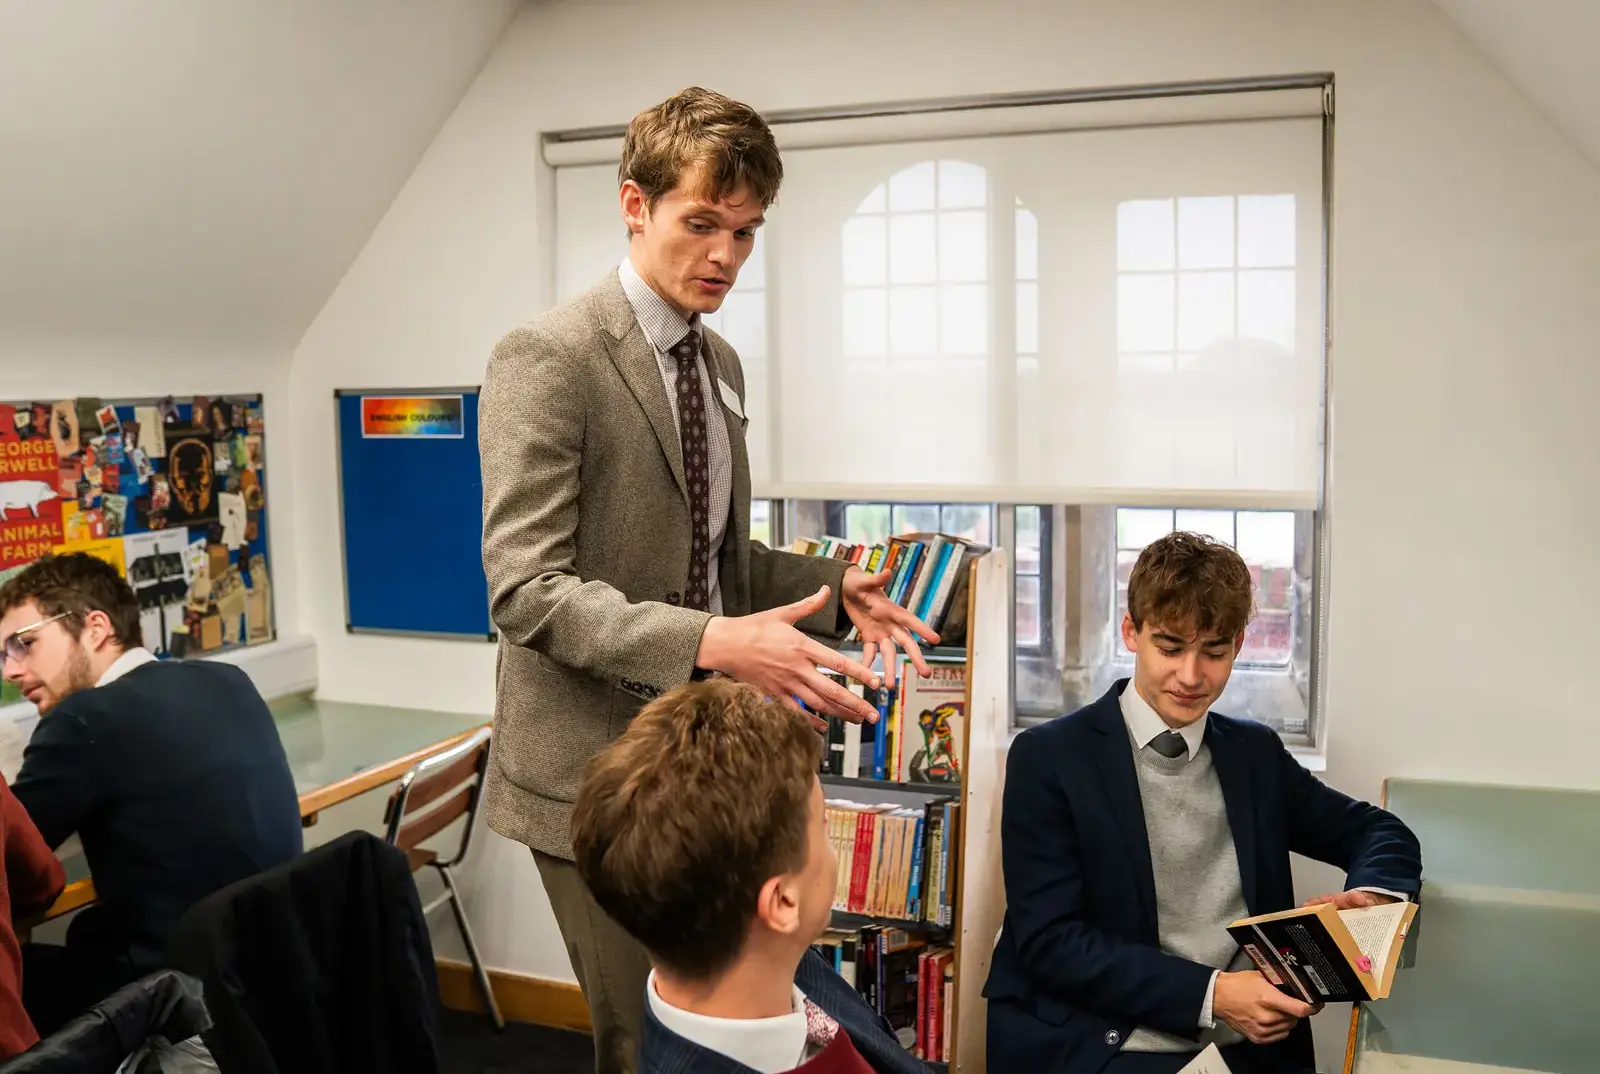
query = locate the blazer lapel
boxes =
[593,272,689,504]
[702,337,752,614]
[1086,689,1160,933]
[1205,719,1260,915]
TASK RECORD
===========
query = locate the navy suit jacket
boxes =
[983,681,1421,1074]
[13,658,303,986]
[639,949,932,1074]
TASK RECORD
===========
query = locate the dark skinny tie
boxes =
[1149,730,1189,759]
[669,330,711,612]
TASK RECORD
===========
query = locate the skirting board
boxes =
[436,959,591,1034]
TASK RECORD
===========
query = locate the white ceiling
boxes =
[1432,0,1600,171]
[0,0,521,350]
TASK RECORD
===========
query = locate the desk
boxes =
[34,696,489,924]
[1347,779,1600,1074]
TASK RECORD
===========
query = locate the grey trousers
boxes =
[533,848,654,1074]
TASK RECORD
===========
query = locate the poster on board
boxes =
[360,395,465,439]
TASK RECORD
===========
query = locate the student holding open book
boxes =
[985,533,1422,1074]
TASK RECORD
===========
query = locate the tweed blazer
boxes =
[479,269,849,858]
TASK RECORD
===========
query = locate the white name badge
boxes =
[717,379,745,420]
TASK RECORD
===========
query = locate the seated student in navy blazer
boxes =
[572,679,929,1074]
[985,533,1422,1074]
[0,554,302,1033]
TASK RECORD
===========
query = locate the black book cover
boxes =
[1228,914,1371,1003]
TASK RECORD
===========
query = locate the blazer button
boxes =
[1104,1031,1120,1046]
[665,591,681,606]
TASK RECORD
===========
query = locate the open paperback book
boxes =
[1227,900,1419,1004]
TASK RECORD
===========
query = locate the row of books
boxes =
[790,531,987,647]
[816,659,968,784]
[826,797,960,928]
[810,927,955,1063]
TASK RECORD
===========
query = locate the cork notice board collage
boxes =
[0,395,274,705]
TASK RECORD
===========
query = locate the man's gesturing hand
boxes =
[697,586,882,726]
[1214,971,1316,1045]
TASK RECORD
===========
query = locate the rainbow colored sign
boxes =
[359,395,464,439]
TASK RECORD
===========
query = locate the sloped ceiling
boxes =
[1432,0,1600,171]
[0,0,521,349]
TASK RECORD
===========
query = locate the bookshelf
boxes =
[819,549,1011,1072]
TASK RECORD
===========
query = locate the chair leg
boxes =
[439,864,505,1032]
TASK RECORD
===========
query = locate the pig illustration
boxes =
[0,479,59,518]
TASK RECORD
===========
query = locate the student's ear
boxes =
[754,874,803,937]
[1120,614,1139,654]
[1233,630,1246,657]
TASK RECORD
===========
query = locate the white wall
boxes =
[287,0,1600,1062]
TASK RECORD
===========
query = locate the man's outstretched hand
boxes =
[842,565,940,688]
[696,586,882,727]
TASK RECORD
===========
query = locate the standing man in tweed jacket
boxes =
[479,87,937,1074]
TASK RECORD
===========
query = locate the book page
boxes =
[1339,901,1408,971]
[1177,1043,1233,1074]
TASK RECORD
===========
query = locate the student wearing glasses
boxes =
[0,553,301,1033]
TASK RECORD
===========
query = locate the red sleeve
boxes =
[3,782,65,919]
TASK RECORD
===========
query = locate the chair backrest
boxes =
[383,727,492,866]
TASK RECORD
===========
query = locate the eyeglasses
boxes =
[2,612,71,663]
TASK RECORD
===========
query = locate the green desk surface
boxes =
[269,694,490,801]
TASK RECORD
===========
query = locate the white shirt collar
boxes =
[646,969,808,1074]
[619,256,699,356]
[1118,678,1207,763]
[97,647,158,687]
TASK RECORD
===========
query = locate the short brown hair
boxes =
[0,553,141,649]
[619,87,783,210]
[571,679,821,980]
[1126,531,1255,640]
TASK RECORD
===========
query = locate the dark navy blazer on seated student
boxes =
[640,948,932,1074]
[13,655,303,999]
[984,682,1422,1074]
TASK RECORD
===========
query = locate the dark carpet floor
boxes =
[439,1008,595,1074]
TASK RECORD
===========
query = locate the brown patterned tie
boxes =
[669,329,711,611]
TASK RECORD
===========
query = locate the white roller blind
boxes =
[550,95,1325,508]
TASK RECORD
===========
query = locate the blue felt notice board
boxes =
[335,389,494,639]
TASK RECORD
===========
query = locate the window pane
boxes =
[937,159,987,209]
[1235,511,1295,566]
[939,284,987,356]
[1117,199,1175,271]
[940,504,991,544]
[1238,269,1296,350]
[1116,507,1174,549]
[855,184,887,214]
[889,214,937,284]
[1177,272,1235,351]
[842,216,887,286]
[1016,575,1041,648]
[1015,206,1038,281]
[715,291,766,361]
[889,286,938,357]
[1175,509,1235,546]
[889,161,936,212]
[1016,282,1039,355]
[892,504,940,535]
[1117,274,1175,353]
[750,499,772,547]
[1238,194,1296,267]
[842,288,887,357]
[844,503,891,546]
[938,210,987,282]
[1016,506,1041,574]
[1177,196,1235,269]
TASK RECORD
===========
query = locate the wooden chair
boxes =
[383,726,503,1031]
